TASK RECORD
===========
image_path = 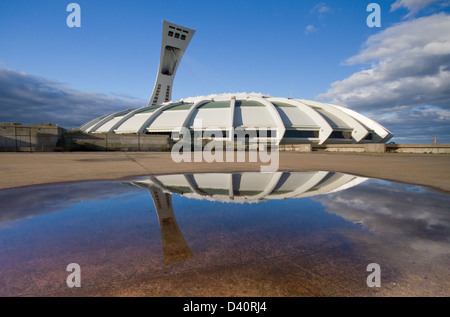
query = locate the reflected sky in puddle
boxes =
[0,171,448,296]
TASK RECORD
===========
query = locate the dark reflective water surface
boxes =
[0,171,448,296]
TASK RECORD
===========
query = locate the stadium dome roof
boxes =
[126,170,368,204]
[80,93,393,144]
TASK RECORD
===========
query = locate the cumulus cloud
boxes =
[391,0,449,17]
[372,105,450,142]
[318,13,450,142]
[319,14,450,110]
[0,68,145,129]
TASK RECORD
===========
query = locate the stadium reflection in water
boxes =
[0,170,448,296]
[124,171,368,266]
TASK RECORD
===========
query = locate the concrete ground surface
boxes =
[0,152,449,192]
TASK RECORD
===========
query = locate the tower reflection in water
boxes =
[125,171,368,265]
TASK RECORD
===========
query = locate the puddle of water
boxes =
[0,171,448,296]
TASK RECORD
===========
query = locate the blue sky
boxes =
[1,0,449,143]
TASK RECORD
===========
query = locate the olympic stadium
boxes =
[79,21,393,145]
[127,171,368,204]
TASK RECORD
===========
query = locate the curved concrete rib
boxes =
[180,99,212,130]
[268,171,329,199]
[299,99,369,142]
[109,106,155,134]
[229,98,236,142]
[250,97,286,145]
[79,115,107,131]
[331,104,393,142]
[328,176,369,194]
[228,173,234,199]
[184,174,207,196]
[269,98,333,145]
[135,102,177,134]
[85,109,132,133]
[249,172,283,200]
[301,173,360,198]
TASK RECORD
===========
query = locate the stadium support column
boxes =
[149,21,196,106]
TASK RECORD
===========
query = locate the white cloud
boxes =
[306,2,332,36]
[391,0,449,17]
[311,2,332,16]
[304,24,317,35]
[319,13,450,110]
[317,13,450,142]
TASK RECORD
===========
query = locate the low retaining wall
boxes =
[312,143,450,154]
[0,125,172,152]
[67,132,172,151]
[0,125,65,152]
[279,144,312,152]
[312,143,386,153]
[386,143,450,154]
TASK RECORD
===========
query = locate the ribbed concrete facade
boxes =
[80,93,393,144]
[127,171,368,203]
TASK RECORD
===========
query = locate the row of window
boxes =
[284,130,318,138]
[168,30,187,40]
[167,25,189,40]
[169,25,189,33]
[146,130,374,140]
[162,130,278,139]
[151,84,162,105]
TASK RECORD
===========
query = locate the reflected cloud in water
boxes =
[0,182,141,225]
[313,180,450,256]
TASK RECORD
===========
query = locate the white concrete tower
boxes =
[149,21,196,106]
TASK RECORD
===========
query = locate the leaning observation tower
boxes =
[79,21,393,145]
